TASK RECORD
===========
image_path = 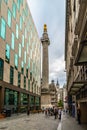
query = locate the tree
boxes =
[58,99,63,107]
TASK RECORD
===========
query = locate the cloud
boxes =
[27,0,66,87]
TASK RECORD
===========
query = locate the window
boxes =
[28,58,30,68]
[24,76,26,89]
[15,54,18,69]
[4,0,8,4]
[7,9,12,27]
[27,43,28,54]
[11,33,15,50]
[30,72,32,80]
[19,44,21,57]
[21,61,24,74]
[16,24,18,39]
[18,72,21,87]
[28,79,30,91]
[24,51,26,63]
[0,18,6,39]
[12,2,16,18]
[5,44,10,63]
[0,59,4,80]
[21,93,28,105]
[10,66,14,84]
[26,68,28,77]
[25,28,27,39]
[17,0,21,10]
[20,16,23,30]
[22,35,24,47]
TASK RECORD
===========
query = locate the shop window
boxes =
[0,59,4,80]
[20,93,28,105]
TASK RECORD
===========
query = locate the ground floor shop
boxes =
[68,89,87,123]
[0,81,41,115]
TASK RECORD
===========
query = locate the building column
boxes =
[0,86,5,113]
[39,97,41,110]
[27,94,30,109]
[18,92,21,113]
[34,96,36,110]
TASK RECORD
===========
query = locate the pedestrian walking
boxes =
[77,108,81,124]
[27,108,30,116]
[58,109,61,120]
[54,108,58,119]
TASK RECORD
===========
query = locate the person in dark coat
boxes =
[27,108,30,116]
[77,108,81,124]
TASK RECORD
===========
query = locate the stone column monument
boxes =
[41,24,51,108]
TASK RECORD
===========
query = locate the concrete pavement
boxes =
[0,113,59,130]
[57,113,87,130]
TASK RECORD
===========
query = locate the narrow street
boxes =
[0,113,59,130]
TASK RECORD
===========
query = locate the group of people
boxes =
[44,107,62,120]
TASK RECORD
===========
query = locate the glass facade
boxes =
[21,93,28,105]
[4,88,18,113]
[0,0,41,113]
[30,95,34,108]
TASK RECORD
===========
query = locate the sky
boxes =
[27,0,66,87]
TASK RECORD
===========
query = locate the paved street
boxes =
[0,113,59,130]
[59,114,87,130]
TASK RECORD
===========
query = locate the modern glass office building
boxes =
[0,0,41,114]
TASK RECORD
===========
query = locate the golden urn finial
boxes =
[44,24,47,32]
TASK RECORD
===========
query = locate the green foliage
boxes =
[58,100,63,107]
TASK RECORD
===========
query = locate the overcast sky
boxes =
[27,0,66,87]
